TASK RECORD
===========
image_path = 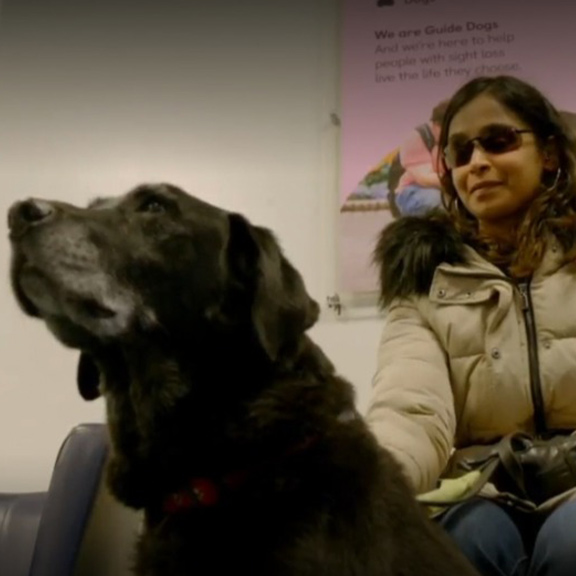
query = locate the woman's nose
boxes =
[468,142,491,169]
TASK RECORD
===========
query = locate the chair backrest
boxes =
[28,423,109,576]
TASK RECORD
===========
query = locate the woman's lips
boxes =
[470,180,503,194]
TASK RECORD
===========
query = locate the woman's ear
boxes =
[542,138,560,171]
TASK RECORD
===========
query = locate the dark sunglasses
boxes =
[444,125,534,169]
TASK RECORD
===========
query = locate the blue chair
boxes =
[0,423,109,576]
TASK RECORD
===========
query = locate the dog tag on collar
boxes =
[163,478,220,514]
[190,478,220,507]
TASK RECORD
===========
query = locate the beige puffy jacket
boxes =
[366,214,576,494]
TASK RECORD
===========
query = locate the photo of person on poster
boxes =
[387,100,447,217]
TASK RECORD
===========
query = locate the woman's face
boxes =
[446,94,556,235]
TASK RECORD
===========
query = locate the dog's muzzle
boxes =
[8,197,148,341]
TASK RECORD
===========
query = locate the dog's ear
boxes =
[77,352,102,400]
[227,214,320,360]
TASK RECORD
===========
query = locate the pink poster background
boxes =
[339,0,576,294]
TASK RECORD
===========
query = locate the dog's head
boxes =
[8,183,319,401]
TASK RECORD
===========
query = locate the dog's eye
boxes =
[138,197,167,214]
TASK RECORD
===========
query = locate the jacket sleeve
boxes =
[365,297,455,494]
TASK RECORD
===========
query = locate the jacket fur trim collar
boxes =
[373,212,468,307]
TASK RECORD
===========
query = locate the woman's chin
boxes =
[468,195,517,221]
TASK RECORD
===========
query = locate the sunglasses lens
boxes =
[445,126,525,168]
[480,126,522,155]
[445,142,473,169]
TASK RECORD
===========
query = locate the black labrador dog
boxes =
[8,184,478,576]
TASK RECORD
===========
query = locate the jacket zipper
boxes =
[437,270,547,436]
[516,280,547,437]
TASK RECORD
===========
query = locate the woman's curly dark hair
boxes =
[437,75,576,278]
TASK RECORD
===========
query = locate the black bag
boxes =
[497,432,576,504]
[437,432,576,507]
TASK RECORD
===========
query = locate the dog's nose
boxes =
[8,199,55,236]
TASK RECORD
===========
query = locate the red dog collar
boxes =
[161,440,317,514]
[161,411,358,514]
[163,478,221,512]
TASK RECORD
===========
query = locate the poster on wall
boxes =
[339,0,576,295]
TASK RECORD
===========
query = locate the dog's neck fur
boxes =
[98,332,355,513]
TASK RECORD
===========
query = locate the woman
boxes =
[366,75,576,576]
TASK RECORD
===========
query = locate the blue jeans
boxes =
[438,498,576,576]
[394,184,443,216]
